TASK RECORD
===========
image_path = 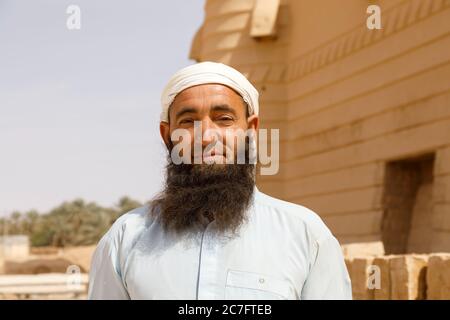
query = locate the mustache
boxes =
[167,138,255,164]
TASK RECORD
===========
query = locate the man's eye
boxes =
[179,119,194,124]
[217,116,234,122]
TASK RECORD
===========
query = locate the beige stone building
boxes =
[190,0,450,254]
[0,236,30,261]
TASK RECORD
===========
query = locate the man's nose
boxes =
[200,118,220,147]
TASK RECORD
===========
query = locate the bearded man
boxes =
[88,62,352,300]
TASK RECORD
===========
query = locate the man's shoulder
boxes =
[105,204,154,243]
[254,190,333,241]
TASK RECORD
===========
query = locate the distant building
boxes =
[0,246,3,273]
[190,0,450,253]
[0,235,30,261]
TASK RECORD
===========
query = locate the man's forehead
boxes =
[169,85,246,120]
[167,84,248,123]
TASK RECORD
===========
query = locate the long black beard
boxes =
[150,160,256,236]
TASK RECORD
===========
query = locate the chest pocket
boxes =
[224,269,295,300]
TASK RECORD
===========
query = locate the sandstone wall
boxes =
[192,0,450,252]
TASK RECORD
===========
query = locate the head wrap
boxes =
[160,61,259,122]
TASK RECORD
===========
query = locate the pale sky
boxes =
[0,0,205,216]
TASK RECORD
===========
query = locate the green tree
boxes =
[3,196,144,247]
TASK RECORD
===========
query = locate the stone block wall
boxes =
[345,253,450,299]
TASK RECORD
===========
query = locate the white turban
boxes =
[160,61,259,122]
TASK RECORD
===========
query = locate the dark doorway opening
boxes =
[381,153,435,254]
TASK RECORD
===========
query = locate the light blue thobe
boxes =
[87,188,352,300]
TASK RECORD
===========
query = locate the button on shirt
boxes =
[87,189,352,300]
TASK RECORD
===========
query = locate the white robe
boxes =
[87,188,352,300]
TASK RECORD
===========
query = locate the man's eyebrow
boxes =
[211,104,237,116]
[175,107,197,119]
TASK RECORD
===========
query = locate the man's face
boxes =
[154,84,259,234]
[160,84,259,163]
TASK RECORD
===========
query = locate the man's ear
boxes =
[247,114,259,131]
[160,121,171,149]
